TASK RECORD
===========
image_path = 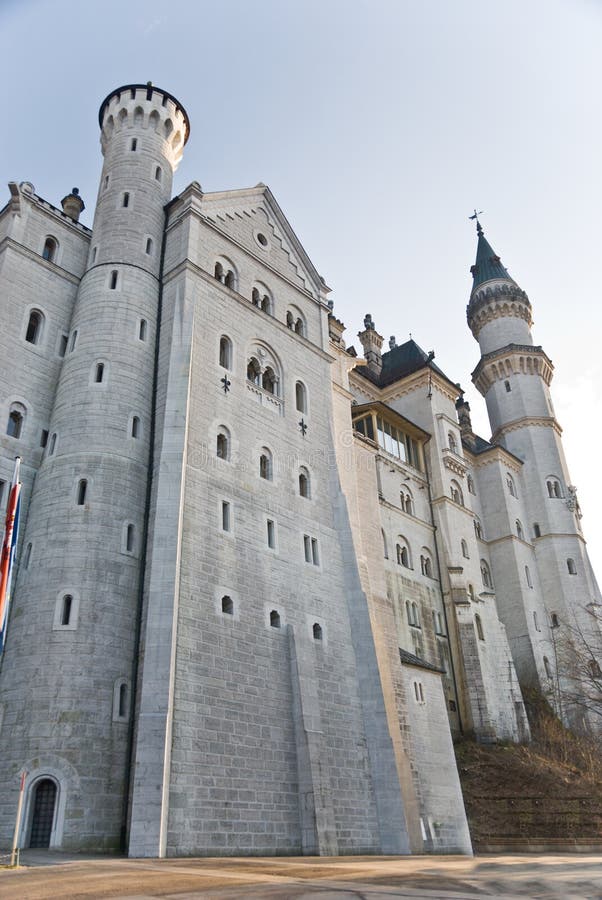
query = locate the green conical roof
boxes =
[470,221,516,294]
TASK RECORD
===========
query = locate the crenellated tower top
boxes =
[98,82,190,170]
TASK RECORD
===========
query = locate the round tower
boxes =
[466,220,602,727]
[0,84,189,851]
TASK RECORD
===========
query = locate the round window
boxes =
[257,232,268,247]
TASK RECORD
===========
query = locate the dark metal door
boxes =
[29,779,57,848]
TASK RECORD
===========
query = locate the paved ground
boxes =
[1,852,602,899]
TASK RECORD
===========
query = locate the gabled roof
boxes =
[355,338,458,392]
[200,183,329,299]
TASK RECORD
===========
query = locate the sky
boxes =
[1,0,601,577]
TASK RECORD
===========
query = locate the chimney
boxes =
[358,314,384,375]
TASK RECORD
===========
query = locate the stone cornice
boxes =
[492,416,562,443]
[472,344,554,395]
[467,282,532,339]
[442,448,468,477]
[470,446,523,474]
[0,236,83,285]
[350,366,459,405]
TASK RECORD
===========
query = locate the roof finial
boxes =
[469,208,484,236]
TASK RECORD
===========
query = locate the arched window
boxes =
[216,428,230,461]
[219,335,232,370]
[480,560,492,589]
[28,778,58,847]
[299,467,310,498]
[450,480,464,506]
[461,539,469,559]
[7,403,25,439]
[295,381,307,413]
[246,357,261,385]
[525,565,533,588]
[286,311,294,328]
[260,293,271,314]
[400,489,414,515]
[214,262,224,282]
[270,609,281,628]
[221,595,234,615]
[287,307,306,336]
[294,317,305,335]
[94,362,104,383]
[506,473,517,498]
[420,552,433,578]
[312,622,323,641]
[448,431,457,453]
[76,479,87,506]
[551,613,559,628]
[109,270,118,290]
[145,237,153,255]
[252,287,260,307]
[382,529,388,559]
[25,310,44,344]
[547,477,563,498]
[406,600,420,627]
[224,269,235,289]
[396,539,410,568]
[567,558,577,575]
[262,366,277,395]
[474,518,483,540]
[516,520,524,541]
[259,448,273,480]
[42,237,58,262]
[467,474,476,495]
[543,656,552,679]
[155,166,162,182]
[475,614,485,641]
[533,522,541,538]
[131,416,140,438]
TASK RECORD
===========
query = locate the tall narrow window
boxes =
[448,431,457,453]
[221,501,231,532]
[304,534,312,563]
[122,192,130,208]
[131,416,140,438]
[95,363,104,383]
[551,613,559,628]
[299,467,310,498]
[7,408,23,439]
[461,539,469,559]
[130,138,137,151]
[42,237,57,262]
[216,429,230,461]
[533,523,541,538]
[25,310,43,344]
[267,519,276,549]
[40,429,49,448]
[382,529,388,559]
[59,334,68,357]
[270,609,281,628]
[295,381,307,414]
[475,614,485,641]
[219,336,232,369]
[155,166,162,182]
[312,623,323,641]
[49,433,57,455]
[24,542,32,569]
[533,611,540,632]
[118,682,128,718]
[543,656,552,678]
[505,380,511,392]
[214,262,224,282]
[145,237,153,255]
[70,329,78,352]
[567,558,577,575]
[247,357,261,385]
[110,270,118,290]
[61,594,73,626]
[139,319,147,341]
[516,520,524,541]
[221,595,234,615]
[506,473,517,498]
[259,450,272,481]
[77,479,87,506]
[126,524,135,553]
[224,269,235,289]
[0,479,5,507]
[262,367,277,395]
[311,537,319,566]
[525,565,533,588]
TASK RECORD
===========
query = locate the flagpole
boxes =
[10,769,27,867]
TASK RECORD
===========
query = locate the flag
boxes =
[0,457,22,653]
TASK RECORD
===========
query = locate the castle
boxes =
[0,83,600,857]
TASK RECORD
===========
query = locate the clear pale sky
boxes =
[2,0,601,578]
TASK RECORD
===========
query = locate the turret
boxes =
[358,313,384,375]
[0,83,189,851]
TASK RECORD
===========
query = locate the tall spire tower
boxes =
[466,221,602,728]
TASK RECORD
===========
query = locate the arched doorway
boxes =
[29,779,57,848]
